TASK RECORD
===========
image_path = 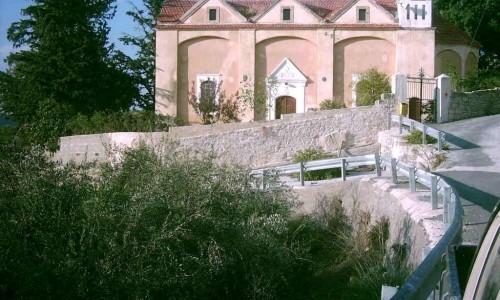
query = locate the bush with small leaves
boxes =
[319,98,346,110]
[0,143,410,299]
[403,130,437,144]
[355,68,391,106]
[293,147,341,181]
[67,110,179,135]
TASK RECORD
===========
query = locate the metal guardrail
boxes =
[252,152,463,299]
[250,153,381,186]
[388,113,446,151]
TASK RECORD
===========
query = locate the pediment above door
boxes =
[268,58,307,84]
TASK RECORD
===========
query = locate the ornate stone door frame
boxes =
[266,58,307,120]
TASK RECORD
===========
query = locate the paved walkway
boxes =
[430,115,500,245]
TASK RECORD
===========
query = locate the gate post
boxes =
[392,73,408,105]
[436,74,452,124]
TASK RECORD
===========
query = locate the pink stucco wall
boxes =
[255,37,317,108]
[155,0,484,123]
[334,37,396,106]
[177,36,240,122]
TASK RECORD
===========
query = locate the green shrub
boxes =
[308,195,411,299]
[0,144,410,299]
[447,64,500,92]
[319,98,346,110]
[67,110,180,135]
[403,130,437,144]
[459,69,500,92]
[0,144,311,299]
[293,148,341,181]
[355,68,391,106]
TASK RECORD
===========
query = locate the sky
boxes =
[0,0,146,71]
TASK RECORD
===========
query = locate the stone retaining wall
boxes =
[294,179,437,268]
[54,106,389,167]
[448,88,500,122]
[378,129,445,171]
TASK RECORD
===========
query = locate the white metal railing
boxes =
[388,113,446,151]
[251,153,462,299]
[250,154,381,187]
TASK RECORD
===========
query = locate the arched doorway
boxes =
[265,58,307,120]
[275,96,296,119]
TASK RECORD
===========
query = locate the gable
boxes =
[268,58,307,83]
[183,0,246,23]
[158,0,399,24]
[254,0,321,24]
[332,0,395,24]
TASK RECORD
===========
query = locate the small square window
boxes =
[357,7,369,23]
[281,7,293,22]
[358,9,366,21]
[208,7,219,22]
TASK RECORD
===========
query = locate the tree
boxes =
[0,0,139,149]
[119,0,165,110]
[354,68,391,106]
[434,0,500,70]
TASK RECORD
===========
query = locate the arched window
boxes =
[200,80,217,104]
[196,74,221,103]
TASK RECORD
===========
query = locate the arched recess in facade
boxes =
[435,49,461,78]
[177,36,234,122]
[465,52,478,75]
[333,37,395,107]
[255,37,317,120]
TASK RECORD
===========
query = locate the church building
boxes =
[155,0,480,122]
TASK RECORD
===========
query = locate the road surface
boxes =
[431,115,500,244]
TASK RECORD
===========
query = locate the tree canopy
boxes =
[0,0,139,149]
[119,0,165,110]
[435,0,500,69]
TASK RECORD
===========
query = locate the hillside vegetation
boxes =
[0,143,409,299]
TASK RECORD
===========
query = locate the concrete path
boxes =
[430,115,500,245]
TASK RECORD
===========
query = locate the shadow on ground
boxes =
[436,172,500,212]
[442,132,480,149]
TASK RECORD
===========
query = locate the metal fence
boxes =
[407,69,437,123]
[250,153,382,187]
[251,152,462,299]
[388,113,446,151]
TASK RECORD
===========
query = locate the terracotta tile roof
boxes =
[158,0,198,22]
[374,0,397,16]
[158,0,398,22]
[226,0,275,19]
[433,13,481,48]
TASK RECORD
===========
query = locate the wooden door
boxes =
[276,96,296,119]
[409,97,421,122]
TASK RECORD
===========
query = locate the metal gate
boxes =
[407,69,437,123]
